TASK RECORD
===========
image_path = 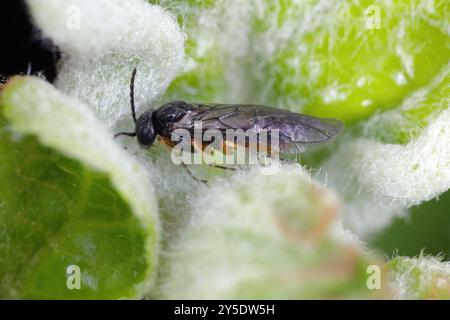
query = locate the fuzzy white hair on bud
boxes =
[322,69,450,235]
[27,0,185,128]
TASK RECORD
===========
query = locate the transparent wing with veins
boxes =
[173,103,345,154]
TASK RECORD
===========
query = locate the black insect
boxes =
[115,69,344,180]
[114,69,344,182]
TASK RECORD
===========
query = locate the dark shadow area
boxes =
[0,0,59,81]
[371,190,450,260]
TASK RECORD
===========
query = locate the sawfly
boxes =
[115,69,344,181]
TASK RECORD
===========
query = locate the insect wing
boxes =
[264,114,344,153]
[178,104,344,154]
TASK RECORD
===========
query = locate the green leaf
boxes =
[0,77,159,299]
[256,0,450,124]
[158,0,449,127]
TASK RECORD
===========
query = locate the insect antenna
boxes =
[114,132,136,139]
[130,67,137,124]
[113,68,138,139]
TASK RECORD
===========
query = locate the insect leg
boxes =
[181,162,207,184]
[279,158,300,166]
[188,140,237,173]
[209,164,237,171]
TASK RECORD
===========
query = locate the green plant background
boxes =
[154,0,450,261]
[0,78,158,299]
[0,0,449,299]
